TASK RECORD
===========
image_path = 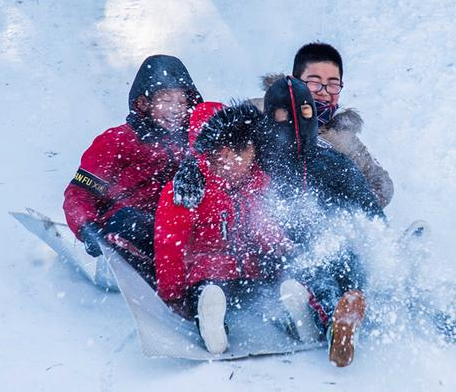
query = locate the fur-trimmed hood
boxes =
[260,72,287,91]
[173,102,262,209]
[325,108,363,134]
[194,101,262,154]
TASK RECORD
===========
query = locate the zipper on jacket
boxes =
[220,211,228,241]
[232,198,243,277]
[220,201,243,278]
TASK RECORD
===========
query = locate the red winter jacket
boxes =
[154,161,292,302]
[63,123,185,238]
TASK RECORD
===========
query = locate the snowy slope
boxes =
[1,0,456,391]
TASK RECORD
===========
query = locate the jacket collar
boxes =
[126,112,170,143]
[198,157,269,195]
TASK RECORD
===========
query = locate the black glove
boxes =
[173,155,205,209]
[79,222,103,257]
[289,243,307,259]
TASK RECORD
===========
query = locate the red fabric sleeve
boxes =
[63,127,128,237]
[63,184,99,238]
[154,181,193,302]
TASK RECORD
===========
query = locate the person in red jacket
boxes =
[63,55,202,285]
[154,102,294,354]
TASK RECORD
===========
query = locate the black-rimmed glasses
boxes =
[303,80,343,95]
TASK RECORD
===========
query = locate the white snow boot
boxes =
[197,284,228,354]
[400,220,431,243]
[280,279,320,342]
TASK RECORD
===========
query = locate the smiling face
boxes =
[137,88,189,132]
[150,89,189,131]
[299,61,342,106]
[210,144,256,188]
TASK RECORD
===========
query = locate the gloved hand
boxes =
[79,222,103,257]
[173,155,205,209]
[289,243,307,260]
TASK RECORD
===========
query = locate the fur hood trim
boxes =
[194,101,262,154]
[260,72,287,91]
[327,108,363,134]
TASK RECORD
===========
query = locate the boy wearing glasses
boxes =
[293,42,394,208]
[254,43,394,208]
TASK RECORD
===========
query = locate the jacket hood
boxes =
[128,54,203,112]
[194,101,262,155]
[254,77,319,197]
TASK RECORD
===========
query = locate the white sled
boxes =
[9,208,118,291]
[11,208,324,360]
[102,243,324,360]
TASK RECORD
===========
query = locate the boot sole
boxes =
[280,279,319,342]
[401,220,431,242]
[197,285,228,354]
[329,290,366,367]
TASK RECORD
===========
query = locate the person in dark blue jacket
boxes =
[254,76,385,367]
[257,76,384,222]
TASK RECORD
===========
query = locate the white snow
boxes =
[1,0,456,391]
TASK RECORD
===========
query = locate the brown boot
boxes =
[328,290,366,367]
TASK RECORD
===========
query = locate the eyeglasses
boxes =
[303,80,343,95]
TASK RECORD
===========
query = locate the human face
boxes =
[211,144,256,188]
[299,61,342,106]
[148,89,188,131]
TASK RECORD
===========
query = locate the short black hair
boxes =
[292,42,343,80]
[194,102,261,154]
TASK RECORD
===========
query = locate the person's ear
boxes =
[219,147,232,161]
[135,95,151,113]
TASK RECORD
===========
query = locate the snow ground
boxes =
[1,0,456,391]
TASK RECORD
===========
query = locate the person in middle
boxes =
[154,102,294,355]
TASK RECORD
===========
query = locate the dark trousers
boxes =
[298,249,366,333]
[103,207,156,287]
